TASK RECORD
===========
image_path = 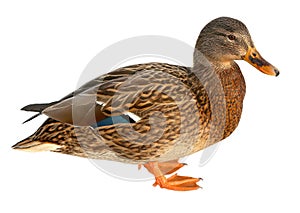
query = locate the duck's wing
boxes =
[21,63,195,127]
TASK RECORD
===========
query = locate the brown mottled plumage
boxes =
[13,17,279,191]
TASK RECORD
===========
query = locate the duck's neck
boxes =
[192,59,246,140]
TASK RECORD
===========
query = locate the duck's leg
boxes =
[156,160,187,175]
[138,160,184,174]
[143,161,201,191]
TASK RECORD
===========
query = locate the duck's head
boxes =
[195,17,279,76]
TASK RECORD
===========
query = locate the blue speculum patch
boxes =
[92,115,135,127]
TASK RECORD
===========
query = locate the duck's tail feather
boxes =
[12,137,61,152]
[21,101,59,123]
[21,101,59,112]
[22,113,41,124]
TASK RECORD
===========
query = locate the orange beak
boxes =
[243,47,280,76]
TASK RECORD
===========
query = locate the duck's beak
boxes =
[242,47,280,76]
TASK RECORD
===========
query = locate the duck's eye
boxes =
[228,35,236,41]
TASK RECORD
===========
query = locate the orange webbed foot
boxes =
[143,161,202,191]
[153,173,201,191]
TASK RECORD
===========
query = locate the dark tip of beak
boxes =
[275,69,280,77]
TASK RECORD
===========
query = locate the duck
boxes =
[12,17,279,191]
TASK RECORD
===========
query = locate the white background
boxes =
[1,0,299,212]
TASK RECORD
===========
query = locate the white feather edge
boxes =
[96,101,141,122]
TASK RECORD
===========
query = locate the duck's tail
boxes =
[13,118,63,152]
[21,101,59,123]
[12,137,61,152]
[21,102,59,112]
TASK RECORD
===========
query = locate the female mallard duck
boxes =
[13,17,279,191]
